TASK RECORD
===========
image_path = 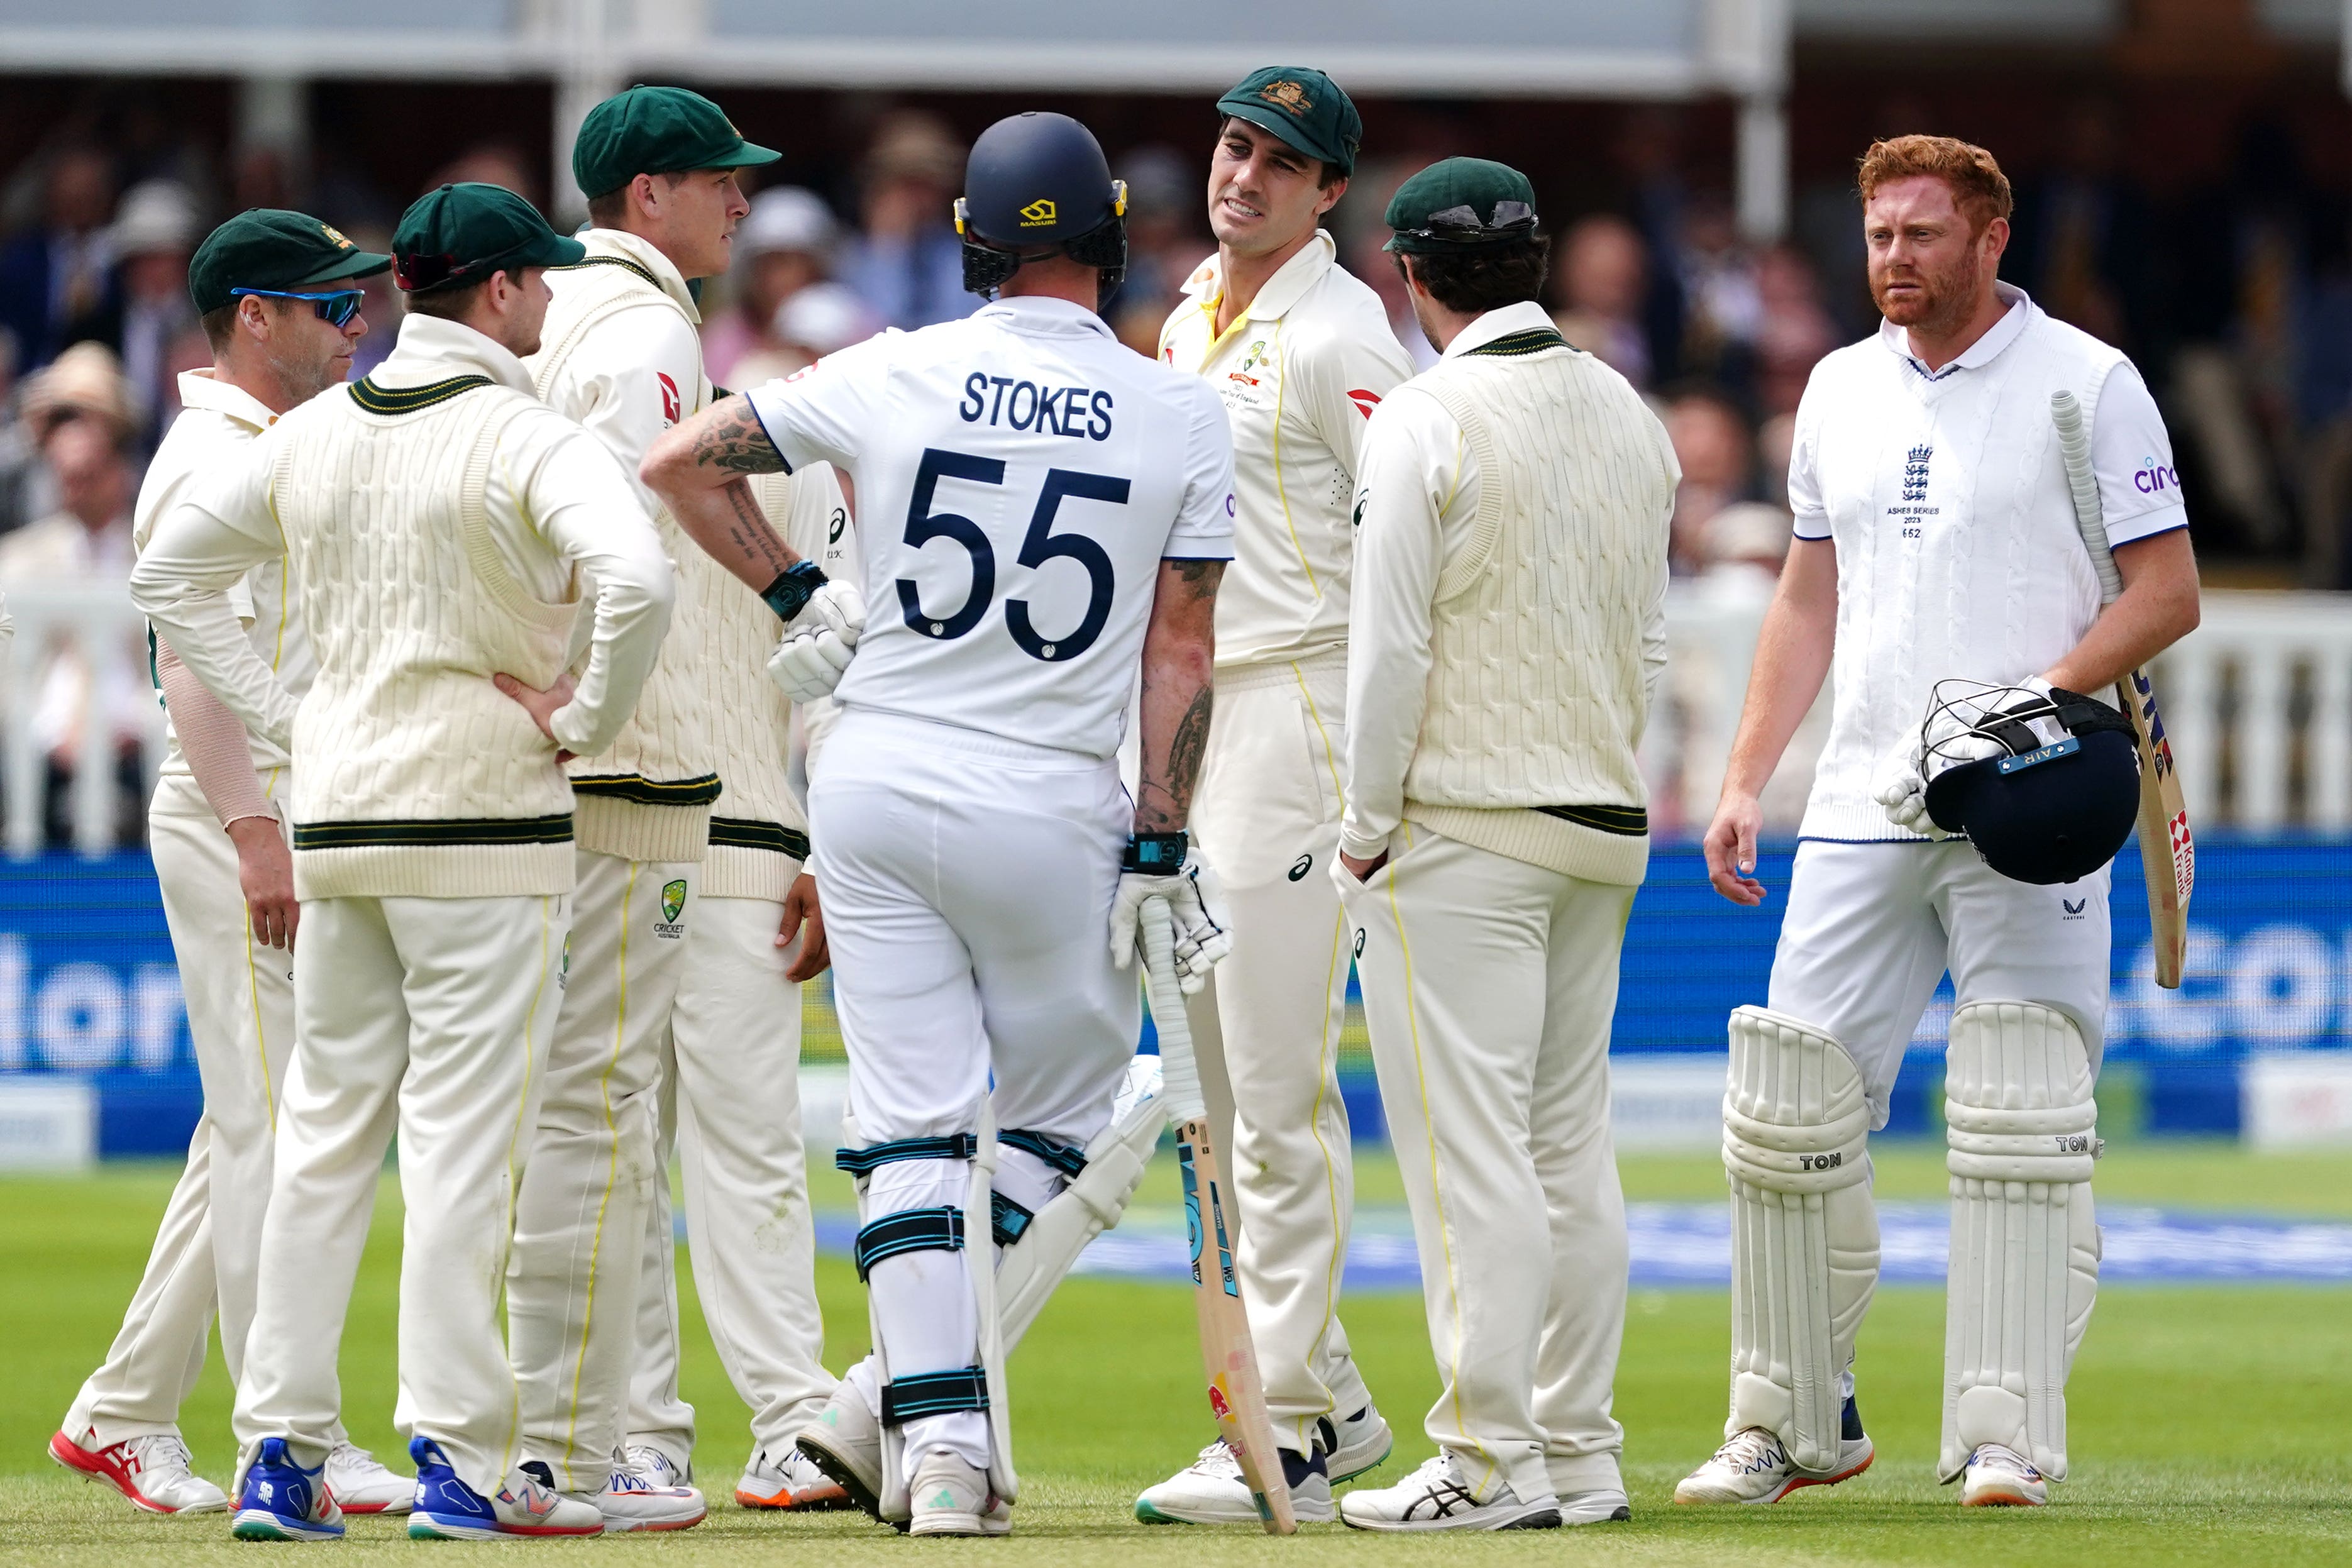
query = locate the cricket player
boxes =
[1336,160,1671,1533]
[51,211,407,1518]
[645,111,1235,1537]
[131,182,675,1542]
[504,83,780,1533]
[1676,136,2200,1510]
[1139,65,1413,1526]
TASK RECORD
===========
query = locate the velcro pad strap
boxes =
[880,1366,990,1427]
[837,1134,978,1176]
[999,1128,1088,1178]
[854,1206,964,1281]
[1945,1000,2099,1184]
[990,1190,1034,1247]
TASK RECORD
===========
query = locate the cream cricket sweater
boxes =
[696,464,854,900]
[1342,302,1676,886]
[528,229,718,863]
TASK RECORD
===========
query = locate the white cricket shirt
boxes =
[746,295,1235,761]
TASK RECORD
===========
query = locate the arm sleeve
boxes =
[500,412,676,756]
[1339,392,1454,858]
[1166,380,1237,559]
[1786,377,1829,541]
[556,305,706,518]
[155,634,273,827]
[1297,313,1415,472]
[2089,359,2189,546]
[741,334,895,475]
[128,441,299,748]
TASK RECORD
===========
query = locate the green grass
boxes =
[3,1146,2349,1564]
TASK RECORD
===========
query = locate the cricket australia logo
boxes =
[1902,443,1932,502]
[655,878,688,938]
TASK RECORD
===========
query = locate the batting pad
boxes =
[997,1088,1168,1354]
[1722,1005,1880,1474]
[1940,1000,2099,1483]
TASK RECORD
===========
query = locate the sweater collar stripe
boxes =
[348,374,494,416]
[1462,326,1568,359]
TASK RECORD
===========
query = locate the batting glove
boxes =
[766,580,865,704]
[1109,837,1232,995]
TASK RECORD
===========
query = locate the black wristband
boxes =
[1122,832,1188,873]
[760,560,828,622]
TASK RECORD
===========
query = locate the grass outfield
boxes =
[2,1144,2348,1564]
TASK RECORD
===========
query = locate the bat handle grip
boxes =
[1141,898,1206,1124]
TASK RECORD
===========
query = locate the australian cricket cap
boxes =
[187,209,390,316]
[392,182,586,294]
[1216,66,1361,177]
[1383,157,1541,254]
[573,84,782,201]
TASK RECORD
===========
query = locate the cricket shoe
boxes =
[795,1383,886,1520]
[1337,1453,1560,1532]
[1317,1405,1394,1484]
[1672,1397,1874,1505]
[905,1449,1011,1537]
[323,1440,411,1514]
[1556,1488,1633,1524]
[49,1427,227,1514]
[229,1437,344,1542]
[737,1444,853,1510]
[1961,1444,2048,1507]
[577,1451,707,1532]
[405,1438,603,1539]
[1134,1439,1333,1524]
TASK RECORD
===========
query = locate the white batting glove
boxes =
[1871,749,1945,838]
[1110,850,1232,995]
[766,580,864,704]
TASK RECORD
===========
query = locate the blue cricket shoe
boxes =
[407,1437,603,1540]
[230,1437,345,1541]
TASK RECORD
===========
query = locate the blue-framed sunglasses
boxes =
[229,287,365,328]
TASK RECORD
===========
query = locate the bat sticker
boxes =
[1179,1143,1205,1288]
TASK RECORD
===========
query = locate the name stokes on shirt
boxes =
[958,371,1114,440]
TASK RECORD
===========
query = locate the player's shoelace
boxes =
[1710,1428,1787,1477]
[1394,1456,1482,1518]
[124,1432,197,1478]
[1183,1441,1244,1481]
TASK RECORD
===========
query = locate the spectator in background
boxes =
[343,226,401,381]
[729,280,879,389]
[108,180,200,449]
[703,186,841,387]
[0,411,149,846]
[839,111,968,330]
[0,331,39,536]
[2008,101,2153,356]
[1673,190,1761,404]
[1755,409,1797,512]
[1753,245,1835,417]
[1665,387,1753,574]
[1551,214,1652,388]
[1349,228,1439,372]
[1109,145,1207,355]
[0,146,120,371]
[426,143,540,208]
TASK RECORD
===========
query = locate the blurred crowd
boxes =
[7,94,2352,838]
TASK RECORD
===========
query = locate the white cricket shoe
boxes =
[575,1451,706,1532]
[323,1441,411,1514]
[1557,1487,1632,1524]
[49,1427,227,1514]
[1961,1444,2048,1507]
[1673,1418,1874,1505]
[736,1444,852,1510]
[1317,1404,1394,1484]
[1134,1439,1333,1525]
[795,1383,886,1520]
[1338,1453,1560,1532]
[905,1449,1010,1537]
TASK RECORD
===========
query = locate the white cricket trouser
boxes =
[1767,839,2112,1124]
[1346,825,1632,1506]
[813,710,1137,1475]
[65,773,319,1446]
[1184,650,1366,1455]
[627,890,836,1469]
[509,851,695,1491]
[233,892,568,1498]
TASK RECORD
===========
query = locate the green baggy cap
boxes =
[1383,157,1541,253]
[187,209,391,316]
[1216,66,1361,177]
[573,84,782,201]
[391,183,586,294]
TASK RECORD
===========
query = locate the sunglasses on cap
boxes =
[1395,199,1538,246]
[230,287,366,328]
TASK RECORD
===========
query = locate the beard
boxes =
[1870,248,1979,336]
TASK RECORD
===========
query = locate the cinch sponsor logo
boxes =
[2133,458,2180,495]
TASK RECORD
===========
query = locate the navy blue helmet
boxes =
[956,112,1128,298]
[1923,685,2140,885]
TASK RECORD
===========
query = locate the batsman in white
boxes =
[645,109,1235,1538]
[1678,135,2200,1510]
[504,84,782,1533]
[52,210,407,1518]
[1140,65,1412,1525]
[131,183,674,1542]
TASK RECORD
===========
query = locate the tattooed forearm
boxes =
[722,479,798,578]
[1136,686,1214,831]
[1135,556,1219,835]
[1171,558,1225,602]
[690,397,785,477]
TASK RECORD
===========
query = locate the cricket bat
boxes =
[2051,389,2192,988]
[1139,899,1296,1535]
